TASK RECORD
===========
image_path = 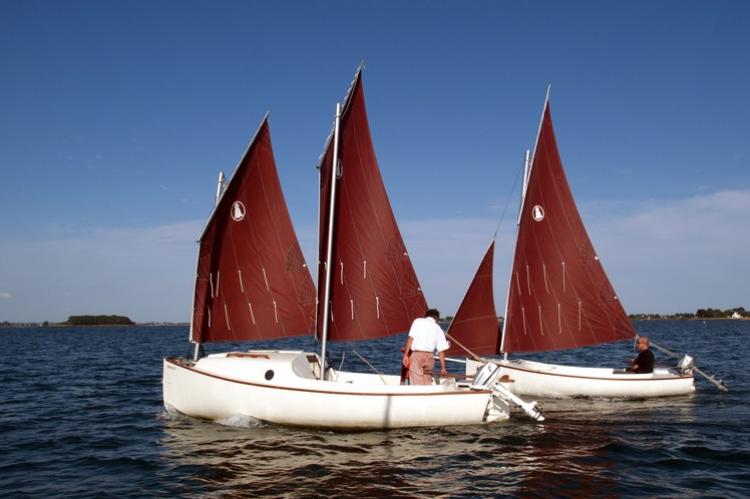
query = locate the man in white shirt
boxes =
[401,309,450,385]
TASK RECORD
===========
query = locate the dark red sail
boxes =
[445,241,500,357]
[316,71,427,341]
[191,117,316,344]
[501,100,636,353]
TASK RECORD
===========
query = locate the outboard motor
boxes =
[471,362,545,422]
[677,354,694,374]
[471,362,501,388]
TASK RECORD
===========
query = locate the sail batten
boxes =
[316,72,427,342]
[502,101,635,353]
[191,119,316,344]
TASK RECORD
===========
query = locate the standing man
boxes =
[402,308,450,385]
[628,336,655,373]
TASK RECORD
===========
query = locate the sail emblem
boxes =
[531,205,545,222]
[231,201,246,221]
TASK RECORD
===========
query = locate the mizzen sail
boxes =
[316,71,427,342]
[445,241,500,357]
[501,100,635,353]
[191,117,316,344]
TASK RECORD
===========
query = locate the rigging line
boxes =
[493,156,525,239]
[445,333,484,362]
[350,349,388,385]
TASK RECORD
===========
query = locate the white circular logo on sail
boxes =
[531,205,545,222]
[231,201,246,221]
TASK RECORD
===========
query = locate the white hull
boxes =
[163,350,512,429]
[465,358,695,398]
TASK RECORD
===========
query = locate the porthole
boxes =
[264,370,274,381]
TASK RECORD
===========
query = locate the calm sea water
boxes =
[1,321,749,497]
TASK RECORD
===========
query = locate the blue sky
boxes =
[1,1,748,322]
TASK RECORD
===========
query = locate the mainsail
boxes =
[501,99,635,353]
[191,117,316,344]
[316,70,427,341]
[445,241,500,357]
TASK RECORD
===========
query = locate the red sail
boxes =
[445,241,500,357]
[191,118,316,344]
[316,71,427,341]
[501,100,636,353]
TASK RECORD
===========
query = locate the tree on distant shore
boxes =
[66,315,135,326]
[731,307,747,317]
[696,307,747,318]
[628,307,747,320]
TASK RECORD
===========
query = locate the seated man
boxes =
[628,336,655,374]
[402,308,450,385]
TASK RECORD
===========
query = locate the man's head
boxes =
[637,336,650,351]
[425,308,440,321]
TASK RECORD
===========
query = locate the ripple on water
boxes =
[2,323,750,497]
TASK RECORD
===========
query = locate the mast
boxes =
[192,170,226,360]
[501,150,529,357]
[319,103,342,379]
[215,171,226,205]
[518,149,531,223]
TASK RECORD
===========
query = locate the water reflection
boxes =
[159,408,639,497]
[507,424,616,497]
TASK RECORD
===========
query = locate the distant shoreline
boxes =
[629,317,749,321]
[2,316,748,329]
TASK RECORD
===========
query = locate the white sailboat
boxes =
[163,69,544,429]
[455,91,695,398]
